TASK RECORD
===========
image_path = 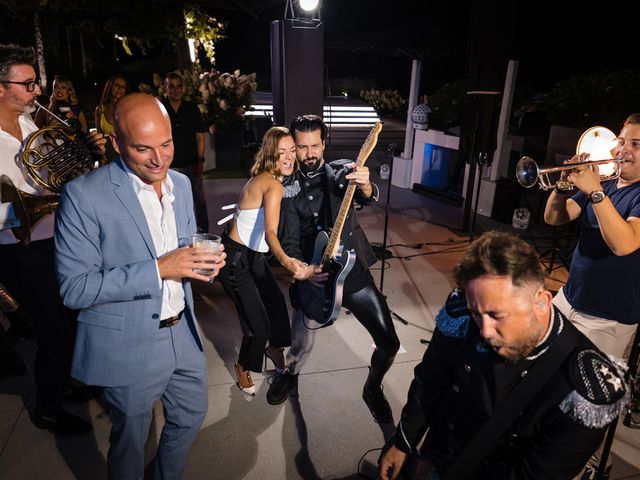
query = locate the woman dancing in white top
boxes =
[218,126,316,395]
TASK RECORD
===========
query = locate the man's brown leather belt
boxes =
[159,310,183,329]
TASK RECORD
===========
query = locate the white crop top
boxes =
[235,207,269,252]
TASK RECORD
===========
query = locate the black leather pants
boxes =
[287,273,400,387]
[344,276,400,388]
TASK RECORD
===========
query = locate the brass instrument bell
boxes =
[0,175,58,246]
[516,126,620,191]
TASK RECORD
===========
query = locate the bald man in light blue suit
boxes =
[54,93,225,480]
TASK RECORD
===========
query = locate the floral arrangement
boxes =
[360,88,407,118]
[139,68,257,131]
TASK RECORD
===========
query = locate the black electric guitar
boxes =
[292,122,383,326]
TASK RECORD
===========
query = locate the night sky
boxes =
[0,0,635,104]
[211,0,637,97]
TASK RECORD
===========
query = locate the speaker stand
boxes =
[467,152,492,242]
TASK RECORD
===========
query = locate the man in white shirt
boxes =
[0,43,99,435]
[54,93,225,480]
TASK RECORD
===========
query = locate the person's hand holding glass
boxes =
[191,234,222,276]
[157,234,225,283]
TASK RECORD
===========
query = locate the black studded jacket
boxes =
[393,291,627,480]
[279,159,380,277]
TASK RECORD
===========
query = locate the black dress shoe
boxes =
[266,371,298,405]
[362,385,393,424]
[33,410,93,436]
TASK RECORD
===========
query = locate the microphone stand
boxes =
[377,143,408,326]
[378,144,394,293]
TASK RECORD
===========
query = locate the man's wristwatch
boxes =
[588,190,606,204]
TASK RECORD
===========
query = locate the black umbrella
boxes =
[326,15,452,62]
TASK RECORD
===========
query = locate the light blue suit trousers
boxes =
[103,318,207,480]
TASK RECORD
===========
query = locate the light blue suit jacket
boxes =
[54,159,203,387]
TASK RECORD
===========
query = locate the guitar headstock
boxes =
[355,122,383,167]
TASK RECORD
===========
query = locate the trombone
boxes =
[515,126,622,191]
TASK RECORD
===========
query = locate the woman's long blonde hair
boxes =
[251,126,295,178]
[99,74,128,105]
[48,75,78,107]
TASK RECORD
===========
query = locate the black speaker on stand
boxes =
[270,18,324,126]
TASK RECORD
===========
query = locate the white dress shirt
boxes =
[0,113,55,244]
[124,163,185,319]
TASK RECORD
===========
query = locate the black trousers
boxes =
[0,238,73,415]
[218,236,291,372]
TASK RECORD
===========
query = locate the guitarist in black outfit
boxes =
[266,115,400,424]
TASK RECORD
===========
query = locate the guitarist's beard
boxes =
[300,157,324,174]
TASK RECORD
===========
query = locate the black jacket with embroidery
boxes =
[279,159,379,271]
[393,291,627,480]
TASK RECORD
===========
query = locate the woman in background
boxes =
[94,74,128,163]
[34,75,88,133]
[218,127,316,396]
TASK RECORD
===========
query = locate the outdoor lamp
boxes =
[411,103,432,130]
[577,126,618,176]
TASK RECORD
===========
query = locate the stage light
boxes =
[299,0,319,12]
[284,0,321,21]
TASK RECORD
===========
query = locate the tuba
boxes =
[0,101,95,245]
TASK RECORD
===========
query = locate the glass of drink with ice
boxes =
[191,233,221,275]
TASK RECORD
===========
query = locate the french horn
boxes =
[23,101,95,193]
[0,101,96,245]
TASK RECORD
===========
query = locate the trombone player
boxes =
[544,113,640,479]
[0,44,106,436]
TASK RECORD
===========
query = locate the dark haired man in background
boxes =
[163,72,209,233]
[0,43,104,436]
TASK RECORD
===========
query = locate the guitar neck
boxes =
[322,122,383,262]
[322,183,357,262]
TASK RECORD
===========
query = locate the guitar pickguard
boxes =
[292,231,356,326]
